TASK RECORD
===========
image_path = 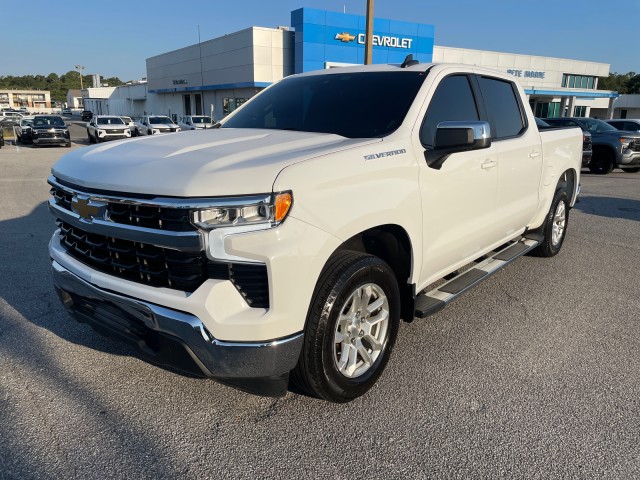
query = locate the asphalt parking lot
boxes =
[1,135,639,479]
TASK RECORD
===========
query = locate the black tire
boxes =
[291,251,401,403]
[589,149,614,174]
[65,141,71,148]
[87,130,93,144]
[531,189,570,257]
[621,167,640,173]
[16,134,21,144]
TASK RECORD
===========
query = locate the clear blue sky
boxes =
[2,0,638,81]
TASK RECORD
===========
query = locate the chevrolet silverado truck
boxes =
[48,61,582,402]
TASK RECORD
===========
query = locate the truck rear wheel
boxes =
[531,189,569,257]
[291,251,400,403]
[622,167,640,173]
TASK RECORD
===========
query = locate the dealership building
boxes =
[86,7,616,120]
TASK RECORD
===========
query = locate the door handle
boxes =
[529,151,541,159]
[481,159,498,169]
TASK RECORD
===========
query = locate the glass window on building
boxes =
[548,102,561,117]
[562,74,596,90]
[223,97,248,116]
[574,106,586,117]
[536,102,562,118]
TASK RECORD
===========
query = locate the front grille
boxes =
[57,221,270,305]
[629,140,640,152]
[38,130,65,138]
[51,182,270,306]
[58,221,208,292]
[50,185,195,232]
[106,129,124,134]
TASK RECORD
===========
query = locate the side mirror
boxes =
[425,121,491,169]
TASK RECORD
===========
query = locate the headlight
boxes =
[191,191,292,230]
[620,138,631,148]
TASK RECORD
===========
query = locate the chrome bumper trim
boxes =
[51,261,303,379]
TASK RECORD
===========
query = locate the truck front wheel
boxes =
[589,149,614,174]
[292,251,400,402]
[531,189,569,257]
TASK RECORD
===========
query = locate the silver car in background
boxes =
[136,115,181,135]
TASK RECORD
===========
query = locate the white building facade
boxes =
[144,26,294,121]
[89,8,616,121]
[433,46,615,118]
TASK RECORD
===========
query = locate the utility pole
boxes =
[364,0,374,64]
[75,65,85,90]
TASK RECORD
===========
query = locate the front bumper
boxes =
[620,149,640,166]
[51,260,303,396]
[33,136,70,146]
[97,133,130,141]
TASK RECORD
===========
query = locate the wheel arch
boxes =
[334,224,415,322]
[560,167,578,206]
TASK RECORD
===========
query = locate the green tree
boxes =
[599,72,639,94]
[0,71,124,104]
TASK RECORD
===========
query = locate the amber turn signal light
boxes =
[274,192,293,223]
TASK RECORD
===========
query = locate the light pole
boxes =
[364,0,374,65]
[75,65,85,90]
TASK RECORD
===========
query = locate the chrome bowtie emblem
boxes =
[71,195,107,222]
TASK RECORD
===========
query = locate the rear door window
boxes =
[477,76,526,139]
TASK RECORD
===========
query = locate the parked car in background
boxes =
[81,110,93,121]
[605,119,640,134]
[31,115,71,148]
[15,116,35,144]
[87,115,132,143]
[0,126,4,148]
[119,116,138,137]
[177,115,214,130]
[62,108,72,116]
[0,111,23,120]
[136,115,180,135]
[542,117,640,174]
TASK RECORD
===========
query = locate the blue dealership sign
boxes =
[291,8,435,73]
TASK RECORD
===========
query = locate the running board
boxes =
[414,235,541,318]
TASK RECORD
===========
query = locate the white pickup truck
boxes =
[48,61,582,402]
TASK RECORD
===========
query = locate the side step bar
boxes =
[414,234,542,318]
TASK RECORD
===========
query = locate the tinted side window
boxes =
[478,76,525,139]
[420,75,479,147]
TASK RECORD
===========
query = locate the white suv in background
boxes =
[177,115,215,130]
[135,115,181,135]
[86,115,132,143]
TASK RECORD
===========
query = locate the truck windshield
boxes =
[192,116,211,123]
[150,116,173,124]
[222,71,427,138]
[581,118,618,133]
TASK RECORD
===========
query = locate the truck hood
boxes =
[52,128,381,197]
